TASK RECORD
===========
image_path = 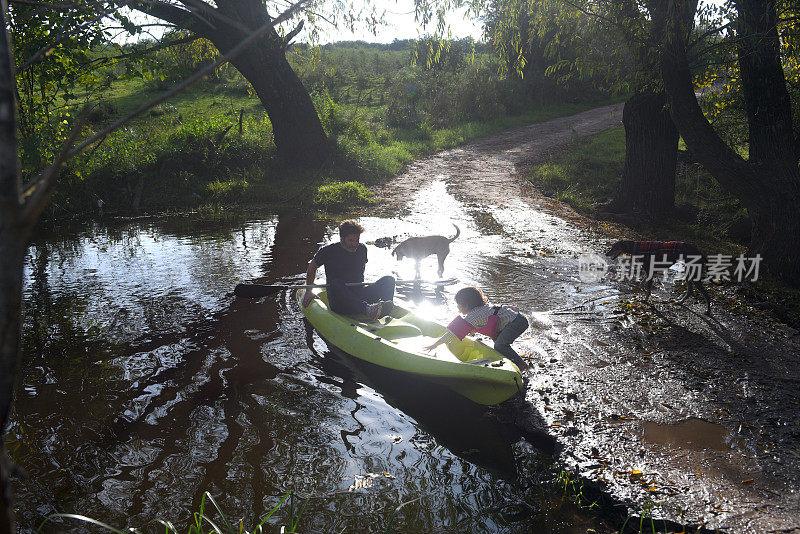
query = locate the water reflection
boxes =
[303,319,520,478]
[12,204,609,532]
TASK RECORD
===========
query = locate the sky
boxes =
[123,0,484,44]
[125,0,726,46]
[306,0,728,43]
[306,1,484,43]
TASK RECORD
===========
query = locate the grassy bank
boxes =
[526,126,800,326]
[45,89,613,219]
[24,41,616,220]
[526,126,748,253]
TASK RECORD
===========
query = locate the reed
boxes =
[37,491,290,534]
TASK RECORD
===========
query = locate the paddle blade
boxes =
[234,283,285,298]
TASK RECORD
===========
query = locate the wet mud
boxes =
[370,104,800,533]
[12,104,800,533]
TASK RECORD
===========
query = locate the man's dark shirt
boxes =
[313,242,367,283]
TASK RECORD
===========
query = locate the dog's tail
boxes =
[448,224,460,243]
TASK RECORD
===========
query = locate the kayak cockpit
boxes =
[367,322,423,340]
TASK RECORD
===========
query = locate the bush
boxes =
[205,176,249,201]
[316,95,373,145]
[314,181,375,211]
[385,68,424,128]
[86,99,119,124]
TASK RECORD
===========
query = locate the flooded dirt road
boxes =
[13,211,612,533]
[11,104,800,533]
[373,104,800,533]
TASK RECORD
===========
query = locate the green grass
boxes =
[528,126,625,212]
[526,126,748,251]
[34,488,420,533]
[333,99,620,185]
[314,180,376,211]
[40,80,614,219]
[37,491,290,534]
[22,41,619,220]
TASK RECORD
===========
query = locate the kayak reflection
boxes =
[303,318,556,478]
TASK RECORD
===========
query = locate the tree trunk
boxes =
[0,227,24,534]
[135,0,331,168]
[612,90,678,217]
[203,2,330,169]
[653,0,800,285]
[226,45,329,168]
[0,2,22,529]
[737,0,795,167]
[749,176,800,283]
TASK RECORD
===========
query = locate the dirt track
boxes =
[372,104,800,533]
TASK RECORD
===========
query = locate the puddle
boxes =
[640,418,737,451]
[14,203,614,532]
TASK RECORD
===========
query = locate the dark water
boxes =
[11,193,614,532]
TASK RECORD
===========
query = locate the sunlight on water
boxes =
[23,218,278,343]
[13,206,610,533]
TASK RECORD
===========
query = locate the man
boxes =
[302,220,395,319]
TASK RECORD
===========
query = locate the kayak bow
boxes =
[299,289,523,405]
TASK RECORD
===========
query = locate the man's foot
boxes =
[379,300,394,317]
[367,302,381,320]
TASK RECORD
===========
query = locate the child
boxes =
[424,287,529,370]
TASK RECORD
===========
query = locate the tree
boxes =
[131,0,330,168]
[1,2,310,529]
[614,89,679,217]
[469,0,680,217]
[600,1,687,218]
[8,0,113,170]
[650,0,800,284]
[1,10,29,529]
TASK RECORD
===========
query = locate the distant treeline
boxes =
[312,38,492,53]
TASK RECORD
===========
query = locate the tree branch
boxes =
[20,111,85,224]
[131,0,212,36]
[77,34,199,69]
[173,0,220,30]
[283,19,304,46]
[65,0,313,160]
[20,0,133,72]
[133,0,255,37]
[688,20,733,50]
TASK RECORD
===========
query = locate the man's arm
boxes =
[302,259,319,307]
[306,259,319,285]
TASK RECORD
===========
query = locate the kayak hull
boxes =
[299,289,523,405]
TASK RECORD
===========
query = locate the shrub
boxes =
[314,181,375,211]
[205,176,248,201]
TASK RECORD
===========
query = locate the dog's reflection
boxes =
[396,279,448,304]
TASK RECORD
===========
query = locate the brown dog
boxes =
[392,224,460,278]
[606,240,711,315]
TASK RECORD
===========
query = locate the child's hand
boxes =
[423,343,436,352]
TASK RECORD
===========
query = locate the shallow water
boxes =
[640,418,741,452]
[11,183,619,532]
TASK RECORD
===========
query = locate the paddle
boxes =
[234,282,366,298]
[234,278,450,298]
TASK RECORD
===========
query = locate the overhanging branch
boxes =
[20,111,85,224]
[64,0,312,160]
[283,19,304,46]
[131,0,212,36]
[20,0,133,72]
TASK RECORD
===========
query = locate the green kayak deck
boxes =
[299,289,523,405]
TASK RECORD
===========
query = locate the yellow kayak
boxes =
[298,288,523,405]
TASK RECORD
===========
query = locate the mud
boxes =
[371,104,800,533]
